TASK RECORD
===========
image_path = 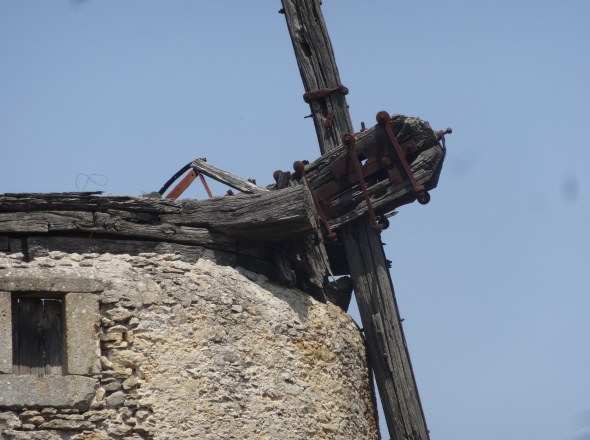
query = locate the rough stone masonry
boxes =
[0,251,378,439]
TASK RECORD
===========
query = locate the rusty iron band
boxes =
[342,134,385,232]
[293,161,337,241]
[376,111,430,205]
[303,84,349,104]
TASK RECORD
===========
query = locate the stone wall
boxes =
[0,251,378,439]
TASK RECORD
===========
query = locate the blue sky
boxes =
[1,2,589,439]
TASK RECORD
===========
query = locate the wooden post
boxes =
[281,1,430,439]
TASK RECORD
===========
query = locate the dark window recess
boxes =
[12,295,64,376]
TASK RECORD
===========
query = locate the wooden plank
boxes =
[92,212,239,246]
[0,192,183,214]
[0,211,240,247]
[281,2,430,438]
[0,185,320,242]
[42,299,63,375]
[272,170,331,302]
[0,212,94,233]
[13,298,44,376]
[169,184,319,240]
[191,159,268,194]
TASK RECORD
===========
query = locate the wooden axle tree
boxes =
[280,1,437,438]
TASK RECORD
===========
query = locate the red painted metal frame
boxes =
[164,169,213,200]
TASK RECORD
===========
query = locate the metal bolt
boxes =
[434,127,452,141]
[293,161,306,177]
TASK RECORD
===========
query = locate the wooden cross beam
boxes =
[281,1,433,438]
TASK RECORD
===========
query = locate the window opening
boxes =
[12,293,64,376]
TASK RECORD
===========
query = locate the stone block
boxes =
[0,291,12,373]
[0,273,106,293]
[0,411,21,430]
[105,391,125,408]
[39,418,95,430]
[65,293,101,375]
[0,375,98,411]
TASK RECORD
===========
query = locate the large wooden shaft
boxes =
[340,220,429,440]
[281,1,429,438]
[280,0,354,155]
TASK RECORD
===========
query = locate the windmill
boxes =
[0,3,449,438]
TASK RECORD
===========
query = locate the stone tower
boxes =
[0,250,378,439]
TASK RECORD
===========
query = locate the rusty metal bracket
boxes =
[312,136,417,217]
[158,160,213,200]
[293,161,337,241]
[324,111,335,127]
[164,169,197,199]
[197,173,213,198]
[435,127,452,149]
[303,84,349,103]
[165,169,212,200]
[282,110,432,237]
[376,111,430,205]
[342,134,385,232]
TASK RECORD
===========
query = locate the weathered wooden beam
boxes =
[169,184,319,240]
[191,159,267,194]
[340,221,429,440]
[0,184,320,242]
[271,169,331,303]
[0,192,182,214]
[302,115,442,190]
[281,1,430,438]
[326,145,444,230]
[296,118,445,230]
[0,210,254,251]
[93,212,238,247]
[0,212,94,233]
[280,0,354,155]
